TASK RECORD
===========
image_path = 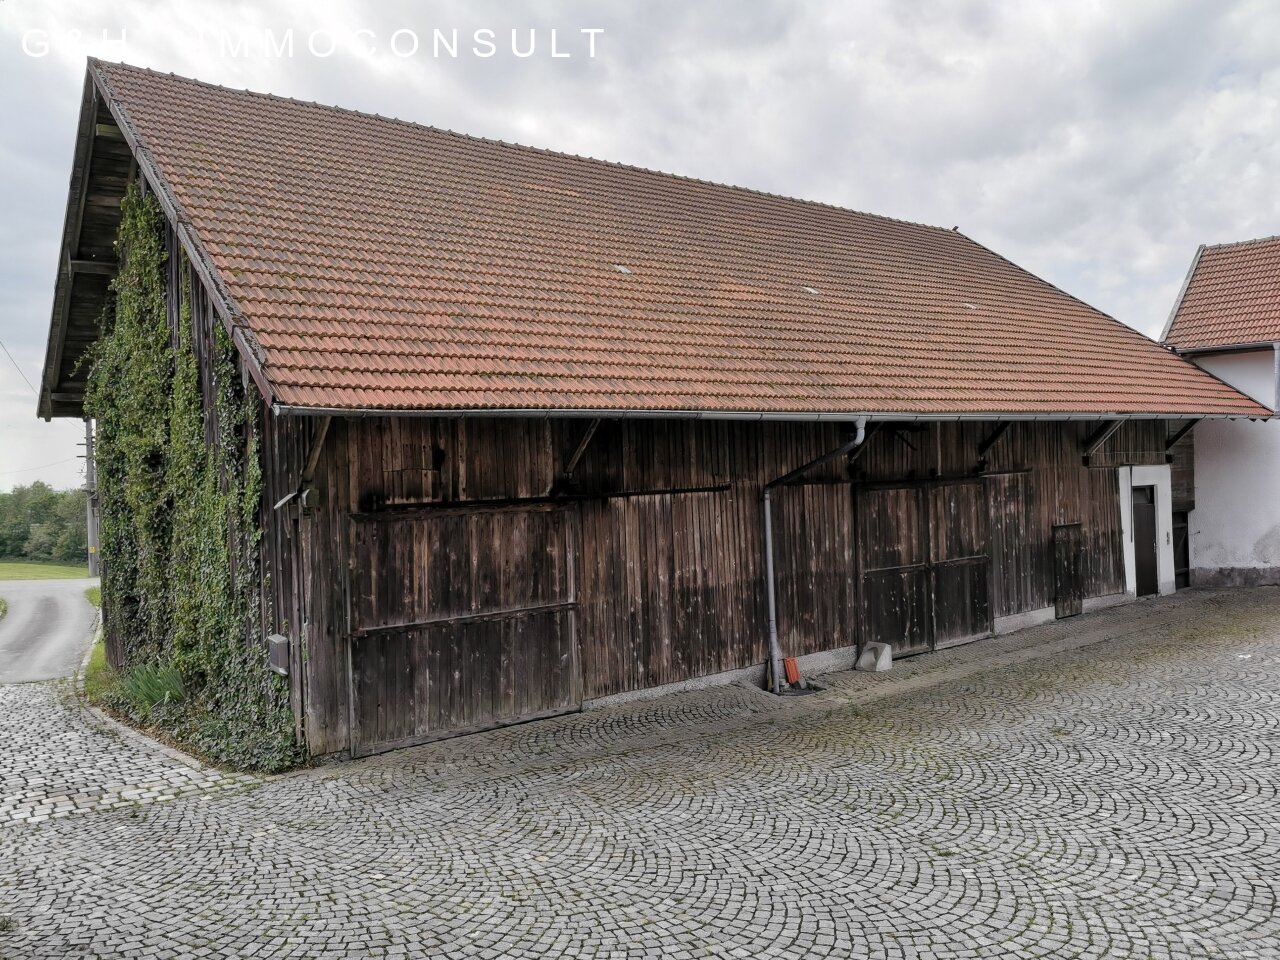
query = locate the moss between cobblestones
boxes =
[84,184,300,773]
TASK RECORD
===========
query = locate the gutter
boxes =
[1174,340,1280,356]
[272,405,1268,422]
[761,417,868,694]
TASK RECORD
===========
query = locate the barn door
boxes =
[929,480,993,648]
[856,481,992,657]
[1053,523,1084,618]
[347,505,581,757]
[857,486,932,657]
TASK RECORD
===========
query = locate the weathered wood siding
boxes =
[1169,426,1195,510]
[290,416,1168,757]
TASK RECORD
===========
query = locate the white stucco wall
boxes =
[1194,349,1277,407]
[1191,418,1280,571]
[1187,348,1280,577]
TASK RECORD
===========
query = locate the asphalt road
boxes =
[0,578,99,683]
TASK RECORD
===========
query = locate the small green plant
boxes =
[0,915,14,932]
[82,640,116,703]
[120,662,185,715]
[84,586,101,607]
[0,597,7,621]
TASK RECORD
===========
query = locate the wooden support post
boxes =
[1081,419,1123,466]
[1164,420,1197,451]
[550,418,601,494]
[276,415,332,513]
[1164,419,1199,462]
[977,421,1010,468]
[300,415,332,488]
[565,418,601,477]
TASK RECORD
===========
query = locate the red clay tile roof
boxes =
[1164,236,1280,352]
[90,60,1266,418]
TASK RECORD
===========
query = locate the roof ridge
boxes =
[1202,233,1280,251]
[87,58,955,237]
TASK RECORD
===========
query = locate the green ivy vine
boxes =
[86,183,300,772]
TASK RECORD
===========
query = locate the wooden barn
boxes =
[39,61,1269,760]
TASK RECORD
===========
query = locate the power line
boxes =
[0,456,81,477]
[0,335,37,395]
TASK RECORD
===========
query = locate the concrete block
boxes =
[856,642,892,672]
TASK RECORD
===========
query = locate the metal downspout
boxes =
[763,416,867,693]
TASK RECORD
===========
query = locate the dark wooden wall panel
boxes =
[987,473,1032,618]
[770,483,856,658]
[351,507,567,630]
[1169,425,1195,510]
[1085,467,1125,597]
[576,489,769,698]
[293,415,1167,756]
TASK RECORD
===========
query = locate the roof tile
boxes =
[1165,236,1280,351]
[92,60,1266,417]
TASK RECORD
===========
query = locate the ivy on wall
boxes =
[86,183,300,772]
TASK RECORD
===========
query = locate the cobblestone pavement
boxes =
[0,682,255,825]
[2,587,1279,959]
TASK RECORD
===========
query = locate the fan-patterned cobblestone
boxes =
[2,588,1278,959]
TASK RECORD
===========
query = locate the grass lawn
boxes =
[82,639,116,703]
[0,560,91,580]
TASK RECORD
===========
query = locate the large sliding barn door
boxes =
[857,486,932,657]
[856,480,992,657]
[929,481,992,647]
[347,505,581,757]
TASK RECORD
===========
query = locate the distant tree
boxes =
[0,482,88,564]
[53,491,88,561]
[23,522,56,558]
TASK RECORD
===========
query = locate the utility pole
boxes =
[83,418,100,577]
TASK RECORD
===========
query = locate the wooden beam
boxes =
[300,415,332,487]
[355,600,577,637]
[68,258,116,276]
[1081,419,1123,465]
[41,78,99,420]
[977,421,1011,464]
[564,418,601,478]
[1165,420,1198,451]
[549,417,601,494]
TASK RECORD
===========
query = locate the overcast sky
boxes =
[2,0,1278,491]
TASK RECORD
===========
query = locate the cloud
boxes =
[1,0,1278,488]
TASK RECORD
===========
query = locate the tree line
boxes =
[0,481,88,563]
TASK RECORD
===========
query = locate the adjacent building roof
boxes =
[41,60,1269,419]
[1164,236,1280,352]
